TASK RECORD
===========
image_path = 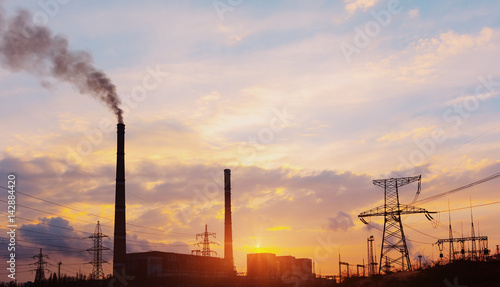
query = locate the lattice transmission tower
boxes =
[367,235,377,276]
[358,175,435,273]
[192,224,219,257]
[87,221,110,280]
[32,248,49,284]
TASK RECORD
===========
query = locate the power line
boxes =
[19,228,189,249]
[415,171,500,205]
[0,198,110,227]
[2,222,189,250]
[9,189,114,222]
[366,222,434,245]
[0,128,103,180]
[397,123,500,177]
[404,224,439,240]
[0,186,193,236]
[1,238,84,252]
[0,212,93,235]
[0,128,155,208]
[436,201,500,213]
[4,226,88,241]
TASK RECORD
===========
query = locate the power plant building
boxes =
[247,253,313,286]
[126,251,230,281]
[247,253,278,280]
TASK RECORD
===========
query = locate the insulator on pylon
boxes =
[425,213,434,221]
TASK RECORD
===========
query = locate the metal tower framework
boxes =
[32,248,49,283]
[192,224,218,257]
[338,258,349,282]
[436,236,489,261]
[367,235,377,276]
[436,199,490,262]
[87,221,110,280]
[359,175,435,273]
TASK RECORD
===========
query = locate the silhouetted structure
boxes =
[356,263,365,277]
[248,253,278,280]
[126,251,229,284]
[224,169,234,273]
[358,175,435,273]
[436,200,490,263]
[192,224,218,257]
[247,253,312,286]
[58,261,62,283]
[113,123,126,276]
[436,235,489,261]
[32,248,48,284]
[87,221,110,279]
[125,169,237,284]
[367,235,377,275]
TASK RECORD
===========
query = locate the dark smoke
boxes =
[0,6,123,123]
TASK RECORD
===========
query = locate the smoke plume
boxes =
[0,6,123,123]
[326,211,355,232]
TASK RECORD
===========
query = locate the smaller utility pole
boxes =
[58,261,62,282]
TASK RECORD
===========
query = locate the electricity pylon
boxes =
[192,224,219,257]
[32,248,49,284]
[367,235,377,275]
[358,175,435,273]
[87,221,110,280]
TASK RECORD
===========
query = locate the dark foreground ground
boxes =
[339,260,500,287]
[3,260,499,287]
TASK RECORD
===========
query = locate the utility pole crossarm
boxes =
[436,236,488,244]
[372,176,421,188]
[359,205,436,218]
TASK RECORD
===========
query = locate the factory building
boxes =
[248,253,278,280]
[248,253,313,286]
[126,251,230,282]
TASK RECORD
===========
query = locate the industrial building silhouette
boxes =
[112,124,313,286]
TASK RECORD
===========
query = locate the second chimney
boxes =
[224,169,234,272]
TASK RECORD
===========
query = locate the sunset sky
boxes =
[1,0,500,282]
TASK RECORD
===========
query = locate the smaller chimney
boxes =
[224,169,234,272]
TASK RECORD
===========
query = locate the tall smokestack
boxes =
[224,169,234,272]
[113,123,126,274]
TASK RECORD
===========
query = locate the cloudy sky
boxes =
[1,0,500,282]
